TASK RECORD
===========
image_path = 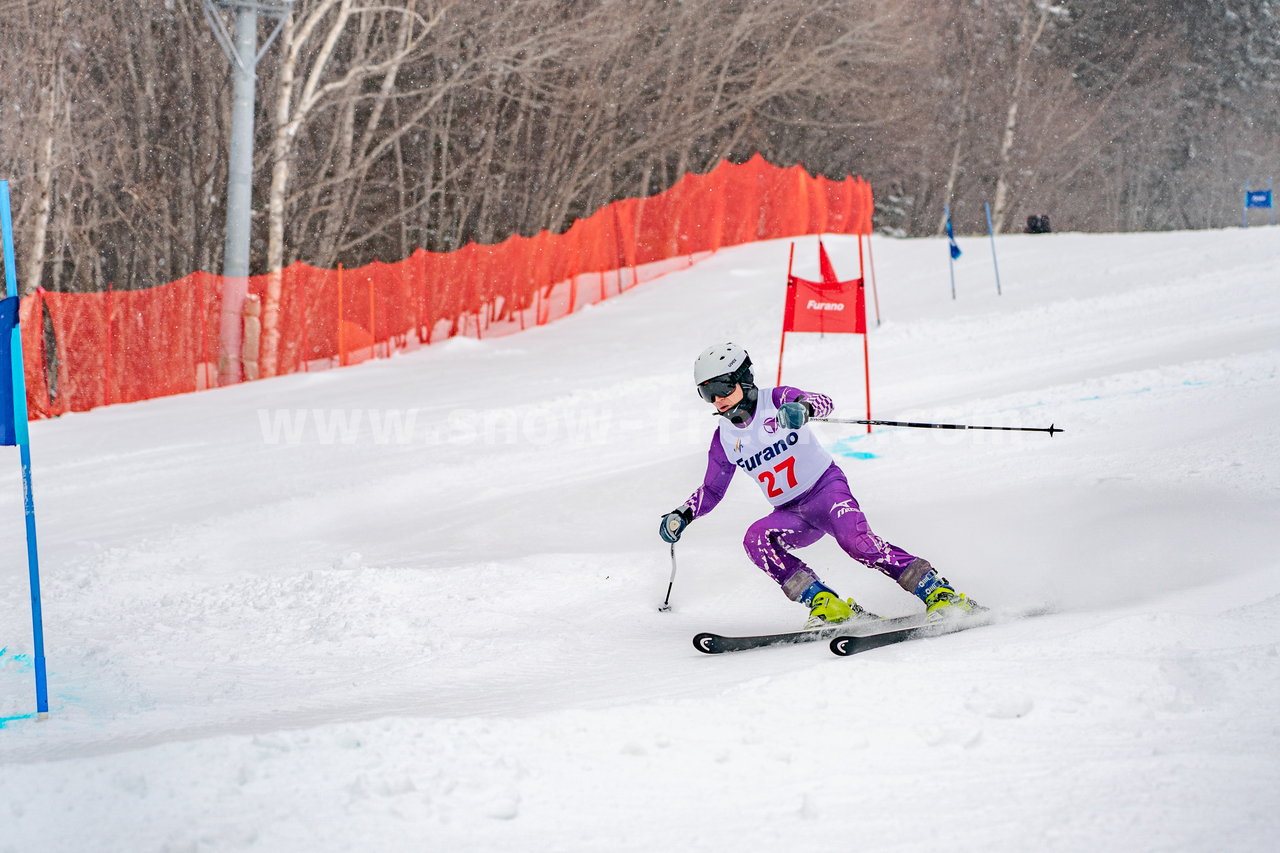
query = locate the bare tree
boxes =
[989,1,1055,233]
[260,0,448,377]
[2,0,1274,324]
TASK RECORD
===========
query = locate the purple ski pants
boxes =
[743,464,933,601]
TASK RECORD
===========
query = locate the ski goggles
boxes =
[697,374,739,402]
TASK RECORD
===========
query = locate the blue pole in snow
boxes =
[1,180,48,718]
[0,181,13,300]
[16,422,47,719]
[945,204,956,300]
[985,202,1003,296]
[1243,181,1249,229]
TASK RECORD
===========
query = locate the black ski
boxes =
[829,608,1005,656]
[693,614,922,654]
[695,606,1050,656]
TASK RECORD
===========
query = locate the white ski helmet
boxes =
[694,342,754,401]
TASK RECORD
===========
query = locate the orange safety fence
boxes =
[18,154,872,419]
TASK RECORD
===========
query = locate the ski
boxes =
[692,613,923,654]
[829,607,1037,656]
[694,606,1051,655]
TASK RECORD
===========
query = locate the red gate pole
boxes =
[862,324,872,434]
[776,242,795,385]
[858,235,871,434]
[866,232,882,327]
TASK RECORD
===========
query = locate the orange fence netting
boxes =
[18,155,872,419]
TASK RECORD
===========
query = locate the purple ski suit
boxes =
[682,386,934,601]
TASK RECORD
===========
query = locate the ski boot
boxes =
[805,590,875,629]
[923,580,981,619]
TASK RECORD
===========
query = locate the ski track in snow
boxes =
[2,228,1279,852]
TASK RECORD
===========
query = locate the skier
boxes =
[659,342,980,627]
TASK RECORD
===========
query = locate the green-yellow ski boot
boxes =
[923,582,981,619]
[913,568,982,619]
[805,590,873,629]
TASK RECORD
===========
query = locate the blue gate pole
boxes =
[1,180,48,718]
[985,202,1003,296]
[17,435,47,719]
[1243,182,1249,229]
[0,181,12,299]
[945,204,956,300]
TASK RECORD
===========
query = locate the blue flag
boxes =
[946,218,962,259]
[1,295,28,447]
[1246,190,1273,209]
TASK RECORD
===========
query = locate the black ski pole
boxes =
[813,417,1063,437]
[659,542,678,612]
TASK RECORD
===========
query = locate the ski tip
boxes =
[830,636,855,656]
[692,633,719,654]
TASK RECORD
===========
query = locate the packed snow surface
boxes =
[2,227,1279,852]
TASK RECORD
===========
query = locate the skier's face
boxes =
[711,384,743,413]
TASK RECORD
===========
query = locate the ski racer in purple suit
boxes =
[660,342,980,627]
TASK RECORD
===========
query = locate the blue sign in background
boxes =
[1245,190,1273,209]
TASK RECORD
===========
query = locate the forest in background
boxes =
[1,0,1277,295]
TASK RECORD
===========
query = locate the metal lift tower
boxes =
[203,0,293,384]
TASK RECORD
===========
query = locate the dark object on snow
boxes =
[1025,214,1052,234]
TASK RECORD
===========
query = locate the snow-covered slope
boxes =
[2,227,1278,852]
